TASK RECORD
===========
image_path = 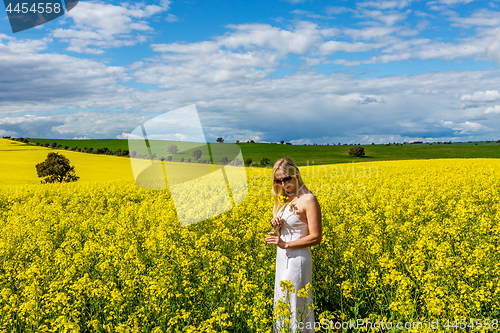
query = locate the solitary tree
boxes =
[216,137,224,143]
[220,156,229,164]
[192,149,202,160]
[167,144,178,154]
[349,146,365,157]
[36,152,79,184]
[260,157,270,166]
[245,158,252,166]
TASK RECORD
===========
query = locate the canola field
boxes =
[1,139,500,332]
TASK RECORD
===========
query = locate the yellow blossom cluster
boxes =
[0,155,499,332]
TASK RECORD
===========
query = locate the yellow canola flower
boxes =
[0,145,500,332]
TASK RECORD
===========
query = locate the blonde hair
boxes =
[272,157,304,217]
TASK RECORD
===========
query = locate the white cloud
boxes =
[434,0,474,5]
[5,38,51,53]
[0,35,133,116]
[460,90,500,102]
[485,105,500,114]
[325,6,353,15]
[151,41,220,54]
[357,9,411,26]
[218,22,327,54]
[290,9,327,19]
[51,1,170,54]
[357,0,412,9]
[165,13,178,22]
[449,8,500,27]
[5,4,500,144]
[344,26,397,40]
[319,41,380,54]
[454,121,492,134]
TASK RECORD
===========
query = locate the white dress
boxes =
[273,200,315,333]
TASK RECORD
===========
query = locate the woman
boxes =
[265,157,322,333]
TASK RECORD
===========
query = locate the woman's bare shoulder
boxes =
[300,193,319,207]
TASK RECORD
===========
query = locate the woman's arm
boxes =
[265,194,322,249]
[284,195,322,250]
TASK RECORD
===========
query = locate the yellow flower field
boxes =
[1,139,500,332]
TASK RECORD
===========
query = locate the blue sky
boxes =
[1,0,500,144]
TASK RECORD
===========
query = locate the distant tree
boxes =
[220,156,229,164]
[160,156,166,161]
[245,158,252,166]
[167,144,178,154]
[192,149,202,160]
[44,143,50,147]
[187,158,191,163]
[36,152,79,184]
[180,157,185,162]
[114,148,122,156]
[280,140,284,144]
[166,156,172,161]
[260,157,270,166]
[216,137,224,143]
[130,151,137,158]
[250,140,255,143]
[286,142,292,145]
[236,140,240,143]
[349,146,365,157]
[123,150,129,157]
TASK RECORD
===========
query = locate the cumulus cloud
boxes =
[460,90,500,102]
[357,0,412,10]
[4,1,500,144]
[449,8,500,27]
[485,105,500,114]
[51,1,170,54]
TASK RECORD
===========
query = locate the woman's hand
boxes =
[270,216,283,229]
[265,230,287,249]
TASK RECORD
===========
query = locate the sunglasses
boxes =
[274,176,293,183]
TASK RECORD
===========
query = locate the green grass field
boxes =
[22,137,500,167]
